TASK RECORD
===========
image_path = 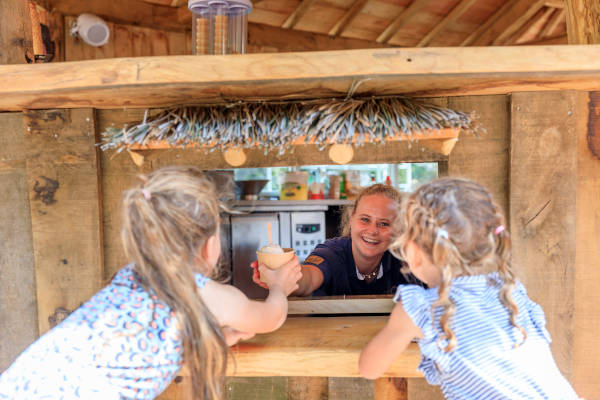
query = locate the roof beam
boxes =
[465,0,545,46]
[491,0,546,45]
[545,0,565,8]
[460,0,516,46]
[376,0,429,44]
[328,0,369,37]
[565,0,600,44]
[282,0,318,29]
[517,33,567,45]
[539,7,566,37]
[505,6,555,45]
[417,0,478,47]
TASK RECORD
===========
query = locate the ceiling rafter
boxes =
[492,0,546,45]
[282,0,318,30]
[417,0,478,47]
[504,6,555,45]
[544,0,564,8]
[376,0,430,43]
[464,0,545,46]
[517,33,567,45]
[540,7,566,37]
[328,0,369,37]
[460,0,517,46]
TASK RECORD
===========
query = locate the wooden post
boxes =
[0,0,38,372]
[510,91,600,399]
[565,0,600,44]
[23,109,104,334]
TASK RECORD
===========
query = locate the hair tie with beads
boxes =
[494,225,505,235]
[141,189,152,200]
[436,228,449,240]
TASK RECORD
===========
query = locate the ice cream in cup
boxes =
[256,244,295,270]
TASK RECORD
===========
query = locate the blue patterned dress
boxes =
[0,264,210,399]
[395,273,580,399]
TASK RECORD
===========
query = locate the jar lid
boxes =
[188,0,208,12]
[229,0,252,10]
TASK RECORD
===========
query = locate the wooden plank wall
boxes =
[23,109,104,334]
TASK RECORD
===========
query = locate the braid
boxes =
[391,178,526,352]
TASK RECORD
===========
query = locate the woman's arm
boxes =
[359,302,423,379]
[291,264,324,296]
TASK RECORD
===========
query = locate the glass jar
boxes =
[209,0,229,55]
[189,0,212,55]
[227,0,251,54]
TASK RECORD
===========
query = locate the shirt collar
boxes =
[356,262,384,281]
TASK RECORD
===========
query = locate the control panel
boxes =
[290,212,326,262]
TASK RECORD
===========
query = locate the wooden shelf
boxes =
[227,316,421,377]
[1,45,600,111]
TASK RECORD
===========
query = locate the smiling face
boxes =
[350,194,396,262]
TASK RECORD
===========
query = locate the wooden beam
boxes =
[227,316,422,377]
[516,33,567,45]
[565,0,600,44]
[540,7,566,37]
[248,22,391,53]
[505,6,555,45]
[47,0,182,31]
[491,0,546,45]
[1,46,600,111]
[417,0,479,47]
[376,0,429,43]
[328,0,369,37]
[282,0,317,29]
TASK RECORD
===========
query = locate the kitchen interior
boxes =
[216,162,438,299]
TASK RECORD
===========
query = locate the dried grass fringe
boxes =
[100,97,484,155]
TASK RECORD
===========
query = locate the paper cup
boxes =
[256,248,294,270]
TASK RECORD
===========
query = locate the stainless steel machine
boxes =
[230,202,327,299]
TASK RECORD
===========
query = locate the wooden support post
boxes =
[510,91,600,400]
[565,0,600,44]
[23,109,104,334]
[0,0,38,372]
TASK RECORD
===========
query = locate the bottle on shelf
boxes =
[385,176,392,186]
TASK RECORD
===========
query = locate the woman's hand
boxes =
[221,326,255,346]
[257,256,302,296]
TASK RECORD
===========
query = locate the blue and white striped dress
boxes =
[395,273,580,399]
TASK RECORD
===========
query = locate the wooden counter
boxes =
[227,316,422,378]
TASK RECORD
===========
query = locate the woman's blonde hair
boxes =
[389,177,523,352]
[340,183,402,236]
[121,166,227,400]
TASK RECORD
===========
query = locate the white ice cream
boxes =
[260,244,284,254]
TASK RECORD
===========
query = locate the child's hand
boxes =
[221,326,255,346]
[258,256,302,296]
[250,260,268,289]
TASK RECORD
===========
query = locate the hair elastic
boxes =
[436,228,449,240]
[141,189,152,200]
[494,225,505,235]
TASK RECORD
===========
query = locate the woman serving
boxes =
[253,184,423,296]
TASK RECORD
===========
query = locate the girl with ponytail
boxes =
[359,178,581,399]
[0,166,302,400]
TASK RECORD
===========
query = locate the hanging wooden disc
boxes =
[223,147,247,167]
[328,144,354,164]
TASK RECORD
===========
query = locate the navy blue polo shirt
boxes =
[303,236,423,296]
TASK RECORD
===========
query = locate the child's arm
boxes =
[359,301,423,380]
[250,261,323,297]
[201,257,302,334]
